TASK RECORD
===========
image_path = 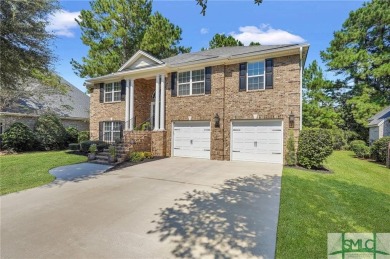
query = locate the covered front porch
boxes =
[123,74,166,132]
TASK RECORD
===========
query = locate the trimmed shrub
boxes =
[68,143,80,151]
[78,131,90,143]
[344,130,360,144]
[34,113,67,150]
[2,122,36,151]
[143,151,154,159]
[331,129,347,150]
[297,128,333,169]
[352,144,370,159]
[129,151,145,162]
[350,140,366,151]
[80,140,108,153]
[286,130,296,166]
[371,137,390,163]
[66,127,79,144]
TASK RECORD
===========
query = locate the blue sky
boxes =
[51,0,365,92]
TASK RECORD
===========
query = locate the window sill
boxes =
[246,89,266,92]
[176,93,208,98]
[103,101,122,104]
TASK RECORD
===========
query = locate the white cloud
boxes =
[230,24,305,45]
[200,28,209,35]
[47,10,80,37]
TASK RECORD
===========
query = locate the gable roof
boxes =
[86,44,309,84]
[368,106,390,127]
[1,77,90,119]
[118,50,164,72]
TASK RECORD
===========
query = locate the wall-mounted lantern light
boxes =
[289,112,295,128]
[214,113,220,128]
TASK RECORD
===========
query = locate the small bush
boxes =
[352,144,370,159]
[89,144,97,154]
[350,140,366,151]
[78,131,90,143]
[129,151,145,162]
[34,113,67,150]
[108,145,116,157]
[143,151,154,159]
[297,128,333,169]
[331,129,347,150]
[371,137,390,163]
[66,127,79,144]
[2,122,36,151]
[68,143,80,151]
[286,130,296,166]
[80,140,108,153]
[344,130,360,144]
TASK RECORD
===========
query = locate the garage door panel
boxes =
[173,121,211,159]
[232,120,283,164]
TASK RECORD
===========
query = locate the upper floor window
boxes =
[104,82,121,102]
[247,61,265,91]
[178,69,205,96]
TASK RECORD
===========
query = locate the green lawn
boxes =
[0,151,87,195]
[276,151,390,258]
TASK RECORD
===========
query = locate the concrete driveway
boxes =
[1,158,282,259]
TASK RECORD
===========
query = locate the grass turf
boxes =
[0,151,87,195]
[276,151,390,258]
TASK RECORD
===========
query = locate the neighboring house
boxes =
[86,44,309,164]
[0,78,90,133]
[368,106,390,145]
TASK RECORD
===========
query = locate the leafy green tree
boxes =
[302,61,342,129]
[0,0,61,91]
[72,0,189,78]
[201,33,243,50]
[140,12,191,59]
[249,42,261,46]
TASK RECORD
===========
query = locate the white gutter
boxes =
[299,46,303,130]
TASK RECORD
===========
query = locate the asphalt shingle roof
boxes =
[368,106,390,126]
[162,44,298,66]
[2,77,89,119]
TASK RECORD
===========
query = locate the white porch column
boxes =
[159,75,165,130]
[154,75,160,131]
[129,79,135,131]
[125,79,130,130]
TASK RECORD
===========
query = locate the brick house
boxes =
[86,44,309,164]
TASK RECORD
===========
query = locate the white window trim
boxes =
[103,121,121,142]
[178,69,205,96]
[104,82,121,103]
[247,61,265,91]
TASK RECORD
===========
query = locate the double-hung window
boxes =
[104,82,121,102]
[103,121,121,142]
[178,69,205,96]
[247,61,265,91]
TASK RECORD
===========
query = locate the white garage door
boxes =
[231,120,283,164]
[173,121,211,159]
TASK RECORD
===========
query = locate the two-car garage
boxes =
[172,120,283,164]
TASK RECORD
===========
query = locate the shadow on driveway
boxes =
[148,174,281,259]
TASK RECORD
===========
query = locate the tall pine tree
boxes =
[71,0,189,78]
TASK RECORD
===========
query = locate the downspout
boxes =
[299,47,303,130]
[223,65,226,160]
